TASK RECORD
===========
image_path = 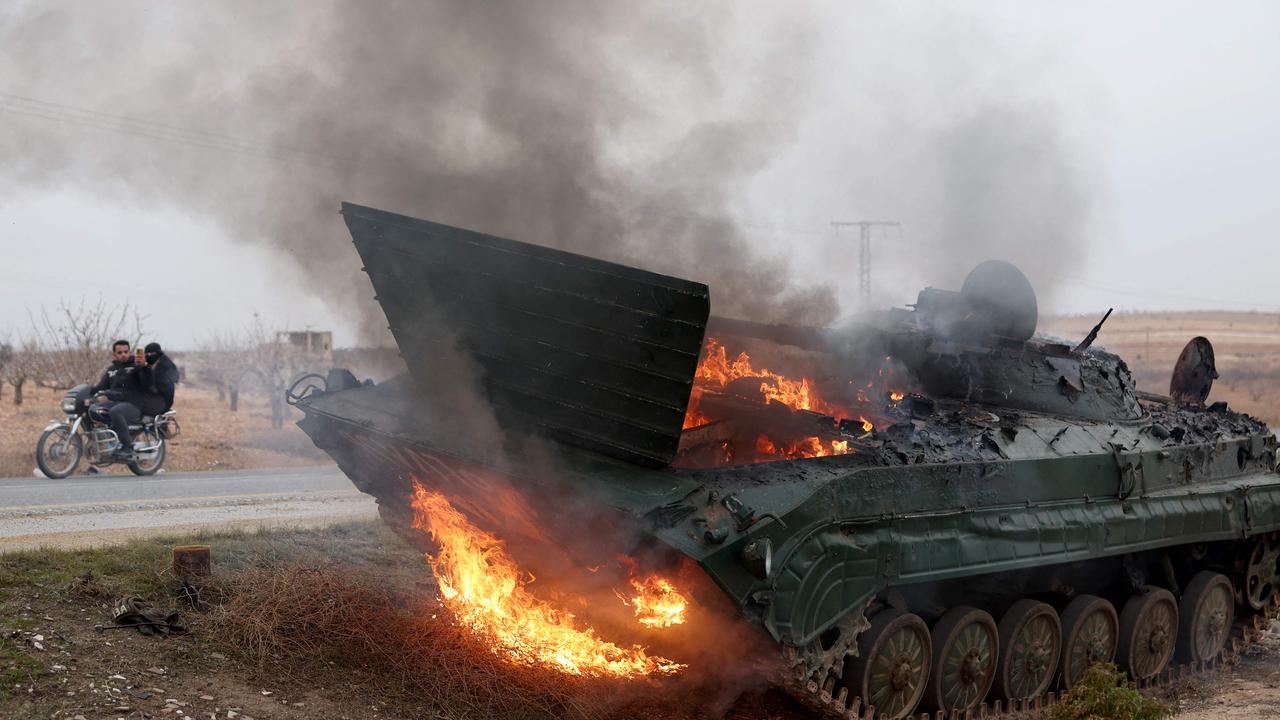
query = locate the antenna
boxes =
[831,220,902,303]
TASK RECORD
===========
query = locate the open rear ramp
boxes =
[342,202,709,468]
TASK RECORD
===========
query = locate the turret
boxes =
[885,261,1144,421]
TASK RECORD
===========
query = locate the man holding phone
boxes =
[137,342,179,415]
[89,340,146,461]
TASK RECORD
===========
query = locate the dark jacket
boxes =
[138,353,179,415]
[92,359,140,399]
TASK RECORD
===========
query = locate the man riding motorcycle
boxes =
[89,340,145,461]
[92,340,134,394]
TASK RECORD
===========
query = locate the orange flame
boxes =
[755,434,851,459]
[621,575,688,628]
[859,416,874,432]
[890,391,904,402]
[683,388,710,429]
[690,339,845,416]
[409,482,683,677]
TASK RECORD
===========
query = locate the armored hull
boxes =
[295,203,1280,719]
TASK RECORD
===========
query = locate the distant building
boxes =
[277,330,333,356]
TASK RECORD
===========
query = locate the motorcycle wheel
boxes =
[127,429,166,476]
[36,427,83,479]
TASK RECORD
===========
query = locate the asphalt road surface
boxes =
[0,465,377,553]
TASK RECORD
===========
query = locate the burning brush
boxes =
[410,481,687,678]
[615,556,689,629]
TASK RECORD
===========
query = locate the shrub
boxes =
[1052,664,1170,720]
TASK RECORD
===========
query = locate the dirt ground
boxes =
[0,384,328,479]
[1174,622,1280,719]
[0,523,777,720]
[1041,311,1280,425]
[0,523,423,720]
[0,522,1277,720]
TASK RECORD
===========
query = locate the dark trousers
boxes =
[107,402,141,451]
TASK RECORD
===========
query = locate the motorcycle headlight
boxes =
[60,397,77,415]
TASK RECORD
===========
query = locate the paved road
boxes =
[0,466,378,553]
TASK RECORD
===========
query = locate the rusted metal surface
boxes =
[1170,336,1219,406]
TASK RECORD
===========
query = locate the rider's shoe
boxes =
[111,449,136,463]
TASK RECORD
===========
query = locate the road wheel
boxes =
[1177,571,1234,663]
[1117,587,1178,680]
[843,609,930,719]
[995,599,1060,702]
[36,427,83,479]
[1059,594,1118,690]
[1241,535,1280,611]
[922,606,997,714]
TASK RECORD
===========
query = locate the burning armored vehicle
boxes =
[291,202,1280,718]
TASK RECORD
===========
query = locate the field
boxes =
[0,384,327,479]
[1040,311,1280,424]
[3,311,1277,480]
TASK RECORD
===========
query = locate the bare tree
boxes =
[194,330,253,412]
[195,317,325,424]
[28,298,145,389]
[1,337,41,405]
[0,341,11,401]
[246,317,308,429]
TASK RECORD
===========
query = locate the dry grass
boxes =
[0,522,758,720]
[0,383,327,478]
[198,564,611,720]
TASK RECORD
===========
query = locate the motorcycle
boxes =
[35,383,179,478]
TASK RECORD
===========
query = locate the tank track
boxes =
[779,592,1280,720]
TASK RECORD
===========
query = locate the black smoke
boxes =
[0,1,837,338]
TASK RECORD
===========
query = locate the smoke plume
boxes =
[0,2,1108,710]
[0,1,837,337]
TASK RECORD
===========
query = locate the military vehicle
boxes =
[291,202,1280,719]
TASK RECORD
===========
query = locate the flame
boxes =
[409,481,683,677]
[680,338,868,464]
[859,416,874,432]
[689,338,845,416]
[682,388,710,429]
[755,434,851,459]
[890,391,904,402]
[621,575,688,628]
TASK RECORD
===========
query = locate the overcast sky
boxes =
[1,1,1277,349]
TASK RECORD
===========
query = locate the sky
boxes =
[1,1,1278,348]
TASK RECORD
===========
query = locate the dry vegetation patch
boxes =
[0,522,774,720]
[1,522,1277,719]
[199,565,604,720]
